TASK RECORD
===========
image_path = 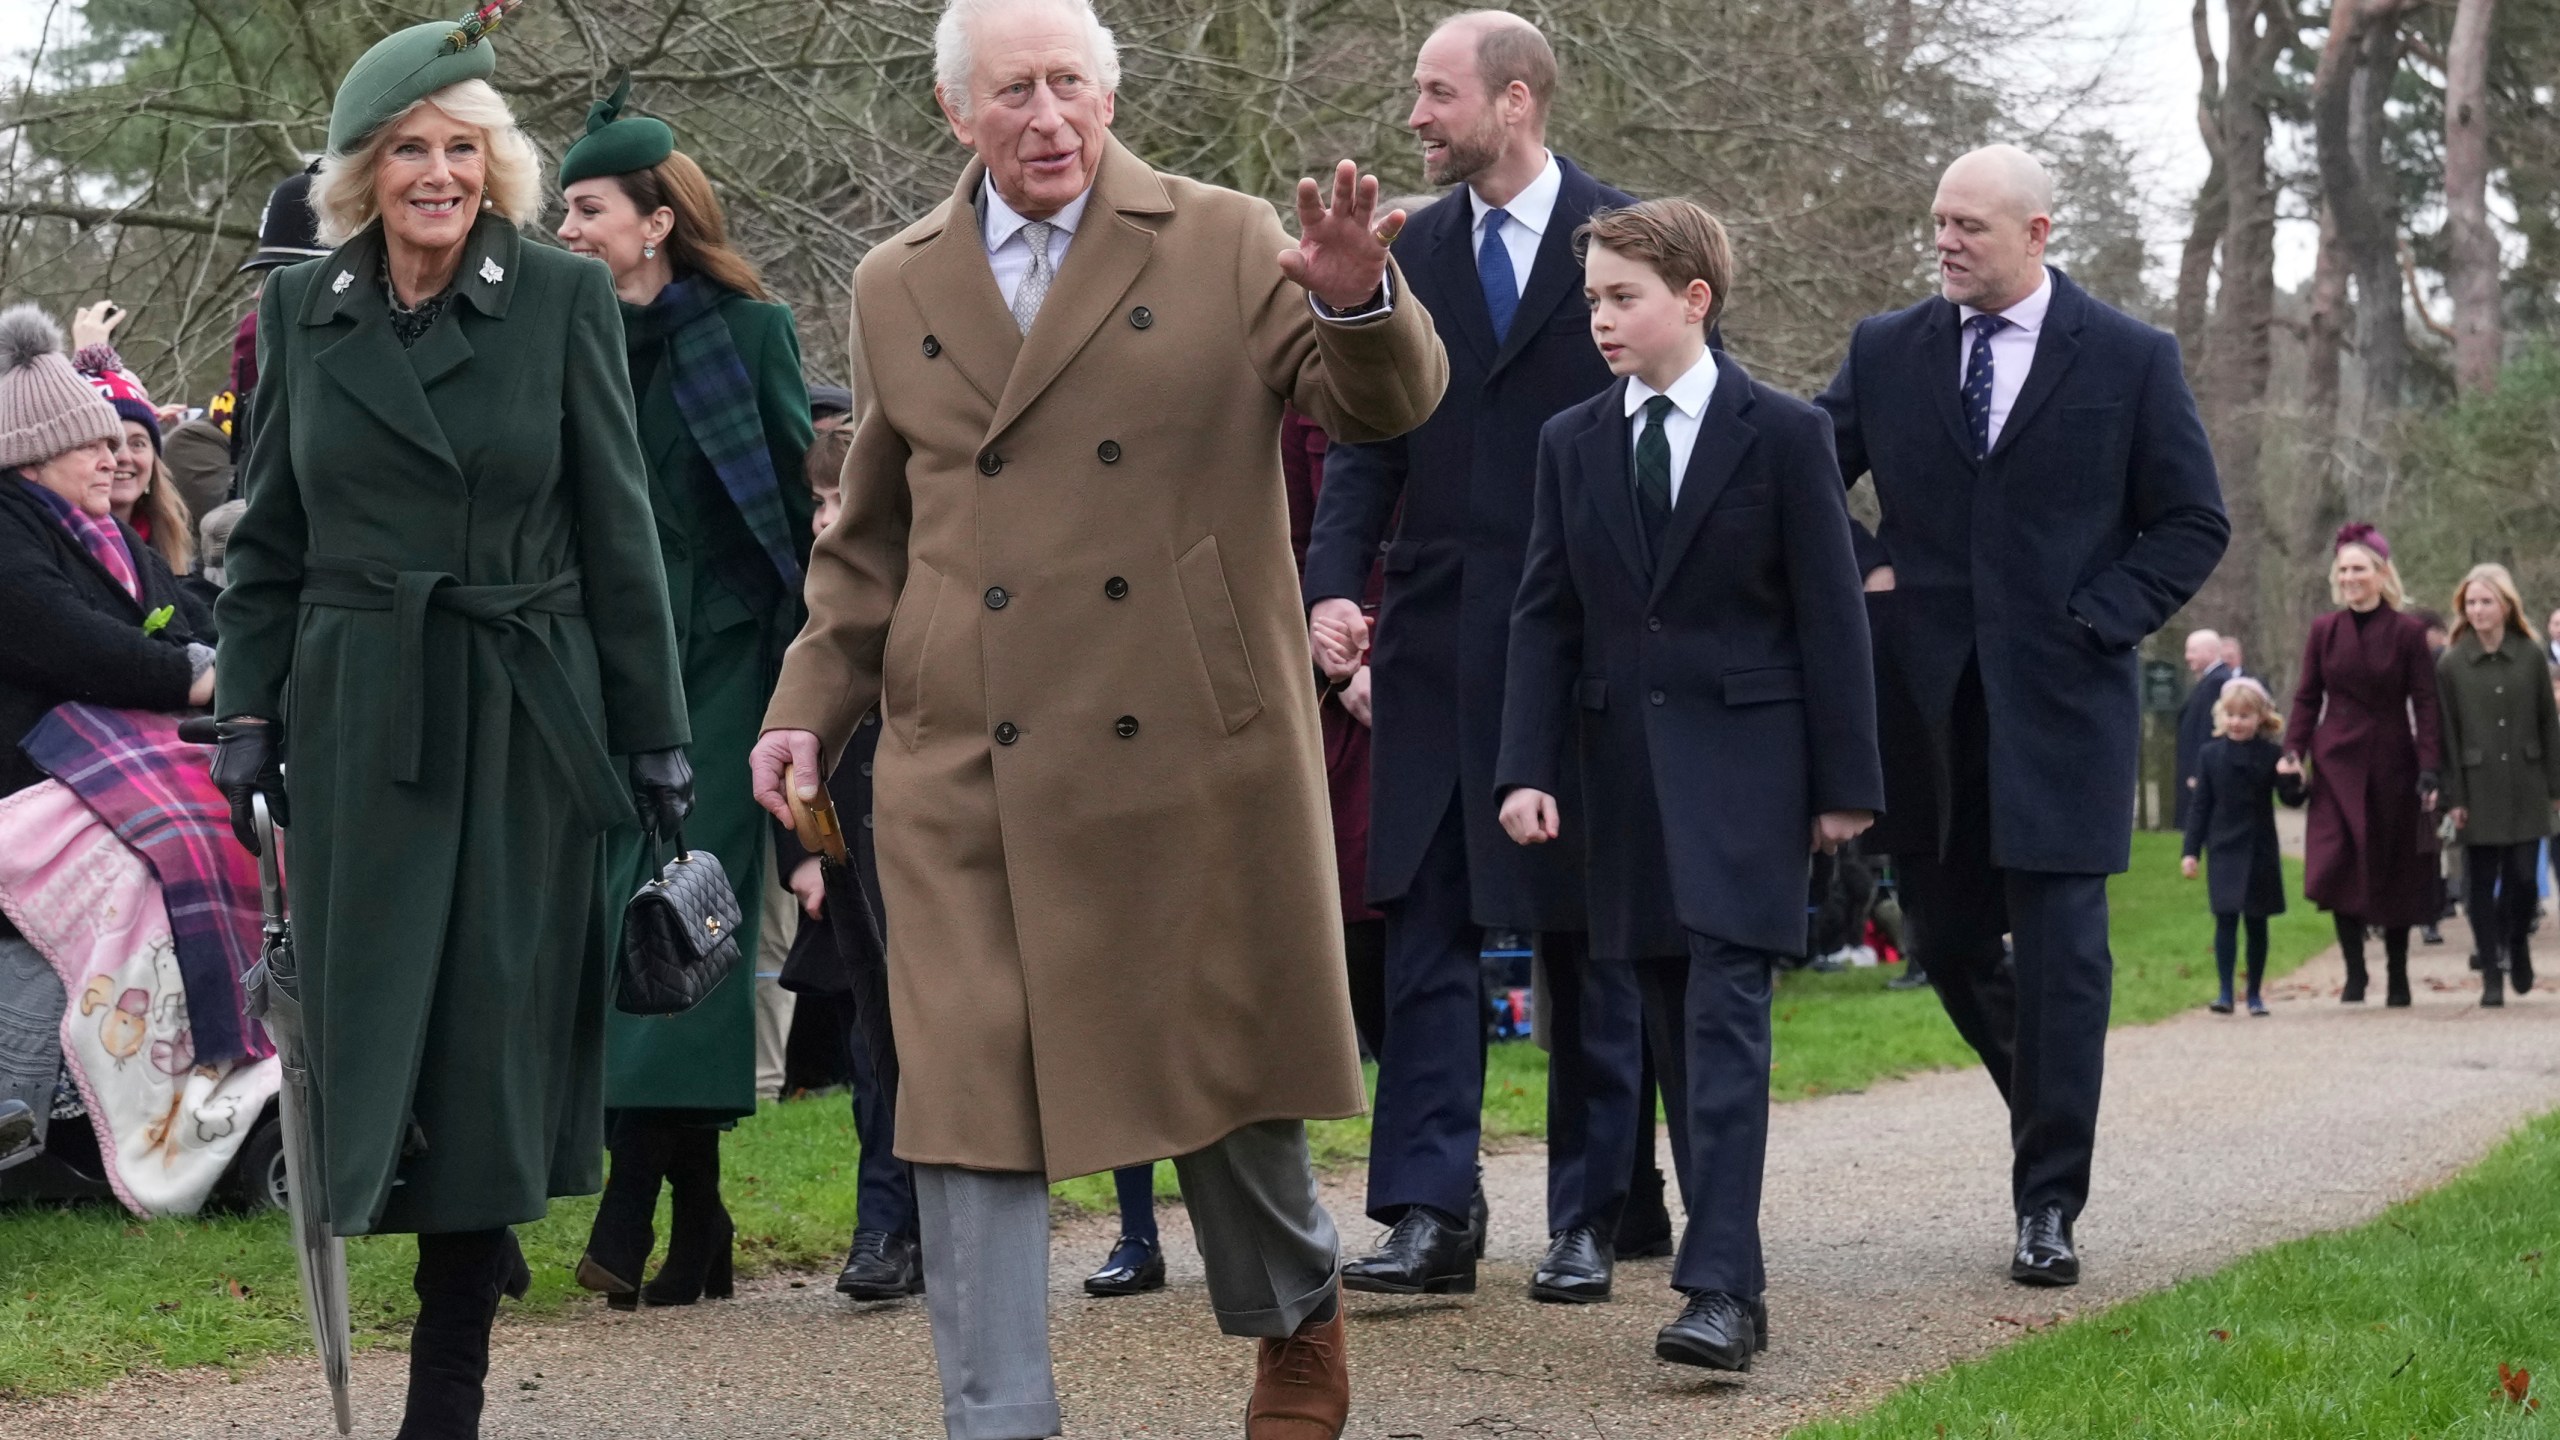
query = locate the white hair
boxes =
[310,80,544,246]
[934,0,1121,118]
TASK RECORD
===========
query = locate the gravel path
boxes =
[12,937,2560,1440]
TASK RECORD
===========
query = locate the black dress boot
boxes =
[578,1118,674,1309]
[2385,931,2413,1008]
[643,1126,734,1305]
[397,1229,509,1440]
[2338,923,2369,1003]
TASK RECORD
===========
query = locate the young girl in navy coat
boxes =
[2180,678,2304,1015]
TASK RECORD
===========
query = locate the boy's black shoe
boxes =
[1082,1234,1166,1297]
[1529,1226,1612,1303]
[1655,1290,1756,1372]
[837,1230,924,1300]
[2010,1206,2079,1287]
[1343,1208,1477,1295]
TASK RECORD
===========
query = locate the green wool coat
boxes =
[2437,628,2560,847]
[601,286,814,1118]
[214,215,687,1236]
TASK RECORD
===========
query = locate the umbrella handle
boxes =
[781,763,851,867]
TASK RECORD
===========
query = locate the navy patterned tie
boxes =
[1478,208,1519,344]
[1634,395,1675,565]
[1963,313,2010,460]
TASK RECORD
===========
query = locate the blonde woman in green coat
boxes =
[552,85,815,1311]
[2437,562,2560,1007]
[208,22,689,1440]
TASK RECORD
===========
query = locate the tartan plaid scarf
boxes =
[16,474,139,601]
[650,277,801,589]
[20,703,270,1064]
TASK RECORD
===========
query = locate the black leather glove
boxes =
[631,747,695,839]
[208,717,286,856]
[2419,770,2442,805]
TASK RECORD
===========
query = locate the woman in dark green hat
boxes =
[208,11,691,1437]
[553,79,815,1311]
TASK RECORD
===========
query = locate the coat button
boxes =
[1647,617,1663,632]
[860,761,873,777]
[985,586,1009,610]
[1104,576,1129,600]
[1115,715,1140,738]
[1650,690,1666,706]
[994,722,1019,745]
[979,449,1003,476]
[862,813,875,829]
[1129,306,1153,329]
[923,335,941,358]
[1098,439,1122,464]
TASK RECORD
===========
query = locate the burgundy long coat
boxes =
[1281,407,1382,923]
[2286,605,2444,927]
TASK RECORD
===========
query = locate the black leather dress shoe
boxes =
[2010,1206,2080,1287]
[1469,1173,1492,1259]
[1343,1208,1478,1295]
[1082,1234,1167,1297]
[1655,1290,1756,1372]
[836,1230,924,1301]
[1529,1226,1613,1303]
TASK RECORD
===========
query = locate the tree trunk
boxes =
[2189,1,2283,643]
[2443,0,2503,393]
[2313,0,2414,517]
[2173,0,2226,383]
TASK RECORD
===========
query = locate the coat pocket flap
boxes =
[1382,540,1423,574]
[1177,535,1266,735]
[1721,666,1805,706]
[1576,677,1608,711]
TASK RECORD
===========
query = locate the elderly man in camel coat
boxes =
[749,1,1446,1435]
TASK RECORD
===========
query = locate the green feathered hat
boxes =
[558,73,677,187]
[327,1,523,156]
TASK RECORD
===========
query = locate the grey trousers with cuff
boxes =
[914,1118,1341,1440]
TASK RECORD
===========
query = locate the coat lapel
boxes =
[1425,191,1499,369]
[1651,360,1758,600]
[985,137,1170,445]
[1486,158,1596,381]
[1572,379,1651,593]
[1917,298,1975,461]
[301,225,460,479]
[896,163,1021,411]
[1987,268,2083,462]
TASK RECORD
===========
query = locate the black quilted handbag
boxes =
[616,828,742,1016]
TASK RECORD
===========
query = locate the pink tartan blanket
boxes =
[20,704,269,1062]
[0,781,280,1217]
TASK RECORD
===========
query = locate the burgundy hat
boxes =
[2334,522,2390,562]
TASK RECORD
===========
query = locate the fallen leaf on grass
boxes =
[224,1277,250,1301]
[2210,1329,2231,1342]
[152,1301,178,1313]
[2497,1363,2540,1409]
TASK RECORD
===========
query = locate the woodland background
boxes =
[6,0,2559,727]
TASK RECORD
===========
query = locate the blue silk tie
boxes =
[1478,208,1519,344]
[1963,313,2010,460]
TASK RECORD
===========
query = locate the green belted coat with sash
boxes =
[214,214,687,1235]
[601,285,814,1118]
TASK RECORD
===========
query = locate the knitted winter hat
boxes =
[2335,521,2391,563]
[75,345,162,453]
[0,305,124,472]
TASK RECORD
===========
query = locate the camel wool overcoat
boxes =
[764,137,1449,1180]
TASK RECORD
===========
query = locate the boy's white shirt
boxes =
[1622,346,1719,503]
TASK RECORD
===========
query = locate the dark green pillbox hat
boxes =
[327,3,519,155]
[559,75,676,186]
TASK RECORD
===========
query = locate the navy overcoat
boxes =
[1814,268,2228,875]
[1496,362,1884,958]
[1303,158,1631,928]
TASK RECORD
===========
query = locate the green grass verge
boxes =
[1789,1108,2560,1440]
[0,830,2328,1399]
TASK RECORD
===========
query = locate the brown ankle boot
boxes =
[1247,1290,1349,1439]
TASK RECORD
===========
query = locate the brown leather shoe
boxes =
[1247,1292,1349,1439]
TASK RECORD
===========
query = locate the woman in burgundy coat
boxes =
[2285,525,2444,1005]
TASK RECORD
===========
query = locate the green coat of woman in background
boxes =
[208,22,693,1440]
[554,86,815,1310]
[2436,562,2560,1006]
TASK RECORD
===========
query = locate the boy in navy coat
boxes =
[1496,200,1884,1370]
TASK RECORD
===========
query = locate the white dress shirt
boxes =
[981,181,1094,311]
[1955,267,2054,450]
[980,176,1391,323]
[1468,152,1561,298]
[1624,347,1720,504]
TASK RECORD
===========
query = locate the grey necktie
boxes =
[1011,220,1056,335]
